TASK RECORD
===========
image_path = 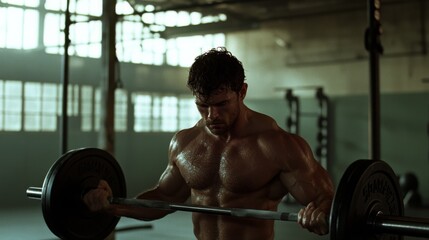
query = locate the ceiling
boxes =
[126,0,409,38]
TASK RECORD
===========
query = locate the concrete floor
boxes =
[0,204,426,239]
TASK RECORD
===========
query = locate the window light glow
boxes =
[2,0,226,66]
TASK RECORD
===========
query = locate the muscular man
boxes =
[84,47,334,240]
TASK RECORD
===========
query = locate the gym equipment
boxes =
[27,148,126,240]
[27,148,429,240]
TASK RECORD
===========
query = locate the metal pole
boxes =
[366,0,383,160]
[99,0,117,155]
[60,0,71,155]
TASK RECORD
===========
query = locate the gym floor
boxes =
[0,204,425,239]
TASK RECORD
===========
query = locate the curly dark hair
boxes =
[187,47,246,97]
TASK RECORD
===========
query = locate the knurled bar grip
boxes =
[109,197,299,221]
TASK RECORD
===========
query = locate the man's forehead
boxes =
[195,89,235,103]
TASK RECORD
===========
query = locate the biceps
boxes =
[281,171,318,205]
[281,164,333,206]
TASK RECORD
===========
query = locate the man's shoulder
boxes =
[171,124,204,148]
[249,111,287,136]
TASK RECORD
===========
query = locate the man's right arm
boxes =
[111,160,191,220]
[84,133,191,221]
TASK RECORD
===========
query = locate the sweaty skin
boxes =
[84,84,334,240]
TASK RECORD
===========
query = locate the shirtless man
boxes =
[84,47,334,240]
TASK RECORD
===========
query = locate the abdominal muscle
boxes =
[190,189,283,240]
[192,213,275,240]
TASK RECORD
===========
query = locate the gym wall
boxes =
[0,0,428,209]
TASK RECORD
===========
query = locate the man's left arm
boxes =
[278,133,334,235]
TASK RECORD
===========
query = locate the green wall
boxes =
[247,93,429,203]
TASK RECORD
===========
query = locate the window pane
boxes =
[41,83,58,131]
[94,88,100,131]
[161,96,178,131]
[152,96,162,131]
[177,11,190,27]
[4,81,22,131]
[6,7,23,49]
[0,8,6,47]
[179,97,200,129]
[133,93,151,132]
[42,83,58,114]
[25,115,40,131]
[24,82,41,131]
[24,0,39,7]
[81,85,93,131]
[56,84,78,116]
[42,115,56,131]
[115,89,127,132]
[68,85,79,116]
[5,114,21,131]
[23,9,38,49]
[4,0,24,6]
[44,0,66,11]
[44,13,63,52]
[88,0,102,16]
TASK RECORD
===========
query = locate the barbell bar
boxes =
[26,148,429,240]
[27,187,429,238]
[27,187,299,221]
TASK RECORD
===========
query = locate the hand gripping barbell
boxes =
[26,148,429,240]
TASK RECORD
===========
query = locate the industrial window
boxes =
[86,87,128,132]
[56,84,79,117]
[43,0,225,66]
[0,80,87,132]
[117,4,226,67]
[165,34,225,67]
[24,82,58,131]
[133,93,151,132]
[80,85,93,131]
[94,88,101,131]
[115,89,128,132]
[1,0,226,66]
[160,96,178,132]
[43,0,103,57]
[132,93,199,132]
[179,98,200,129]
[0,0,39,49]
[0,80,198,133]
[23,82,79,132]
[0,80,22,131]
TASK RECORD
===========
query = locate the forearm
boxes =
[109,200,174,221]
[315,168,334,214]
[108,189,174,220]
[314,192,333,215]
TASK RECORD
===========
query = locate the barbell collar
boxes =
[26,187,42,200]
[372,212,429,238]
[110,197,299,222]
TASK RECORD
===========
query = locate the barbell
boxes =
[26,148,429,240]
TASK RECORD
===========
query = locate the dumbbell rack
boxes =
[278,86,331,204]
[284,87,330,171]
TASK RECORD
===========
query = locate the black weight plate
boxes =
[330,160,403,240]
[41,148,127,240]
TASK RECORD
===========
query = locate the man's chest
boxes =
[176,142,280,193]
